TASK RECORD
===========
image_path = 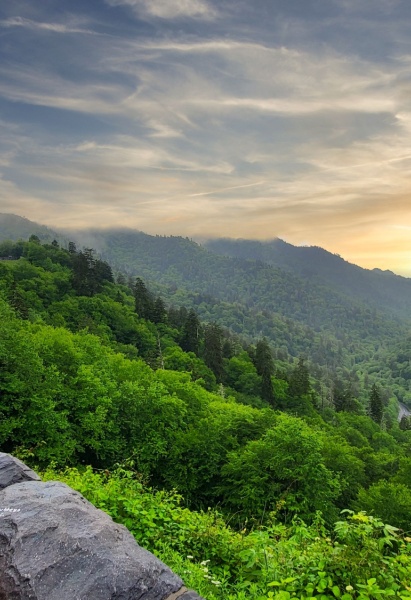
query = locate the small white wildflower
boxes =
[186,555,194,560]
[211,580,221,586]
[346,585,354,592]
[200,560,210,565]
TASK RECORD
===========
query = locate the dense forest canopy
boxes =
[0,221,411,599]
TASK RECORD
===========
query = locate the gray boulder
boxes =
[0,460,204,600]
[0,452,41,490]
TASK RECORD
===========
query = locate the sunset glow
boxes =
[1,0,411,274]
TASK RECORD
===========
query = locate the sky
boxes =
[0,0,411,275]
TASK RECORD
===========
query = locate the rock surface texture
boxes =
[0,453,41,490]
[0,454,204,600]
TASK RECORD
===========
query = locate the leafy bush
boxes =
[41,466,411,600]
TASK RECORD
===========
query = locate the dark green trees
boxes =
[152,297,167,324]
[289,357,310,398]
[72,248,113,296]
[180,309,201,355]
[369,383,383,424]
[332,378,357,413]
[204,323,224,381]
[133,277,154,320]
[254,338,275,406]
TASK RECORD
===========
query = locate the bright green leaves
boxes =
[221,414,340,522]
[40,465,411,600]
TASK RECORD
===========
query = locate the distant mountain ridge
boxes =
[0,213,68,246]
[203,238,411,320]
[65,227,408,344]
[0,214,410,360]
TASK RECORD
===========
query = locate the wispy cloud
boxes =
[0,16,99,35]
[188,181,266,198]
[1,0,411,274]
[105,0,217,20]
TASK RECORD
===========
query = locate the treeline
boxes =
[0,239,411,533]
[80,229,405,357]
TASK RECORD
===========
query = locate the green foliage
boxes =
[40,466,411,600]
[1,238,411,542]
[356,483,411,534]
[255,339,275,406]
[180,308,201,355]
[221,414,340,524]
[225,352,261,396]
[369,384,384,425]
[204,323,224,381]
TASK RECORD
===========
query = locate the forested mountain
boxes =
[1,214,411,400]
[0,213,67,246]
[1,234,411,599]
[68,227,411,398]
[204,237,411,320]
[73,227,411,336]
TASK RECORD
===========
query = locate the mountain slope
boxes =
[0,213,63,244]
[70,228,406,348]
[0,215,409,370]
[204,238,411,320]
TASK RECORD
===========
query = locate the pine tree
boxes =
[180,309,200,355]
[152,297,167,324]
[9,281,29,319]
[72,248,100,296]
[133,277,154,320]
[289,357,310,398]
[94,259,114,285]
[203,323,224,381]
[254,338,275,406]
[369,383,383,424]
[72,249,94,296]
[333,378,357,412]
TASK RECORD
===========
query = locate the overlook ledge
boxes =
[0,453,204,600]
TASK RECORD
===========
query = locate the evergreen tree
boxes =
[203,322,224,381]
[332,378,357,412]
[133,277,153,320]
[94,259,114,285]
[180,309,200,355]
[116,272,126,286]
[289,356,310,398]
[222,339,234,359]
[152,297,167,324]
[68,241,77,254]
[369,383,383,424]
[72,248,97,296]
[254,338,275,406]
[9,281,29,319]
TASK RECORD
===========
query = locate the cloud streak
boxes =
[105,0,217,20]
[0,16,100,35]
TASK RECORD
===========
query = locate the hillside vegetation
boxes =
[0,226,411,598]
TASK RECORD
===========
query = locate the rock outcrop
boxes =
[0,453,204,600]
[0,453,41,490]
